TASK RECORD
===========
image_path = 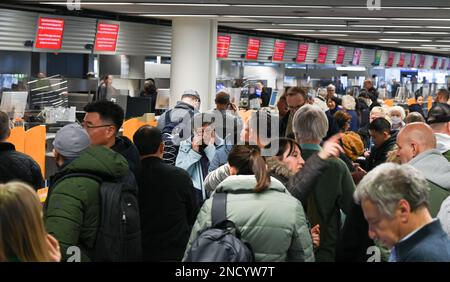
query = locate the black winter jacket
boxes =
[0,142,44,190]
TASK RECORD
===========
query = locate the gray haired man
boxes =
[355,163,450,262]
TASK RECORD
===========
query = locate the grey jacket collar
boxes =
[216,175,286,193]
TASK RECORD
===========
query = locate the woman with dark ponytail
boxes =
[184,144,314,262]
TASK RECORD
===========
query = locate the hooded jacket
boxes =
[44,146,129,262]
[366,131,398,171]
[183,175,314,262]
[435,133,450,161]
[157,101,198,133]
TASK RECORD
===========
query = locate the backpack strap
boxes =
[164,109,172,125]
[211,192,227,227]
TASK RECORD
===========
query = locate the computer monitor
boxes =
[269,90,279,107]
[126,96,152,119]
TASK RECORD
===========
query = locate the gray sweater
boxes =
[409,149,450,190]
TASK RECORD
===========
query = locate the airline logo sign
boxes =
[35,18,65,50]
[335,47,346,64]
[296,44,309,63]
[397,53,405,67]
[272,40,286,61]
[217,35,231,58]
[317,45,328,64]
[95,23,120,52]
[386,52,395,67]
[246,38,261,60]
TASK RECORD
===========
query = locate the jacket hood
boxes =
[175,101,195,111]
[409,149,450,190]
[58,146,129,181]
[216,175,286,193]
[435,133,450,154]
[377,130,398,152]
[266,157,295,180]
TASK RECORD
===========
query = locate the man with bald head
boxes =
[396,122,450,216]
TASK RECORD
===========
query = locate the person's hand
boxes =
[46,234,61,262]
[203,129,216,146]
[311,224,320,249]
[228,103,238,113]
[364,150,371,158]
[318,134,344,160]
[192,134,202,152]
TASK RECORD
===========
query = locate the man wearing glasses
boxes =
[280,87,308,138]
[83,100,141,177]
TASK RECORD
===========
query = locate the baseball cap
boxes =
[427,103,450,124]
[53,123,91,158]
[182,89,201,102]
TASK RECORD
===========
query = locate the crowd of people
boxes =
[1,82,450,262]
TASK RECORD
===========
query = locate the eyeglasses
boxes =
[82,123,114,129]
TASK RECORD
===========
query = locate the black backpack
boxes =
[161,109,194,165]
[46,172,142,262]
[184,192,255,262]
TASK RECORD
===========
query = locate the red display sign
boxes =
[418,55,426,68]
[397,53,405,67]
[431,57,439,69]
[386,52,395,67]
[317,45,328,64]
[217,35,231,58]
[296,44,309,63]
[335,47,346,64]
[246,38,261,60]
[35,17,65,50]
[440,58,446,69]
[409,54,416,67]
[95,23,119,52]
[272,40,286,61]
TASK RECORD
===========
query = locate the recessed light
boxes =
[379,39,433,42]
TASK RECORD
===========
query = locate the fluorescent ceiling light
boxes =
[224,15,300,19]
[354,41,399,44]
[141,14,219,17]
[336,66,367,71]
[384,31,449,34]
[436,40,450,42]
[279,24,347,27]
[303,17,387,20]
[233,5,332,8]
[338,6,442,10]
[425,26,450,29]
[379,39,432,42]
[421,44,450,47]
[350,25,423,29]
[139,3,230,6]
[319,30,381,33]
[255,29,316,32]
[392,18,450,21]
[294,33,348,37]
[40,1,131,4]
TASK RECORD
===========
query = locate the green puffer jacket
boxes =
[44,146,129,262]
[183,175,314,262]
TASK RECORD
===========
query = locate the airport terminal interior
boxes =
[0,0,450,264]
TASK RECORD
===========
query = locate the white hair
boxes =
[388,106,406,120]
[354,163,430,218]
[293,104,328,143]
[341,95,356,110]
[317,88,327,99]
[327,84,336,91]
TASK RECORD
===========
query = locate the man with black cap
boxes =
[427,103,450,161]
[45,123,130,261]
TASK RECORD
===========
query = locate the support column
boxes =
[170,18,217,112]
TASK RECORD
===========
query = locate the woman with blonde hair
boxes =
[0,182,61,262]
[388,105,406,131]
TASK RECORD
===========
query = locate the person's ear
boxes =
[159,142,164,154]
[229,165,238,175]
[397,199,411,224]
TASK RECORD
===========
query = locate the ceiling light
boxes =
[379,39,433,42]
[421,44,450,48]
[391,18,450,21]
[338,6,442,10]
[40,1,131,4]
[303,17,387,20]
[139,3,230,6]
[319,30,381,33]
[255,29,316,32]
[425,26,450,29]
[278,24,347,27]
[224,15,300,19]
[436,40,450,42]
[233,5,332,8]
[354,41,399,44]
[384,31,449,34]
[141,14,219,17]
[350,25,423,29]
[294,34,349,37]
[336,66,367,71]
